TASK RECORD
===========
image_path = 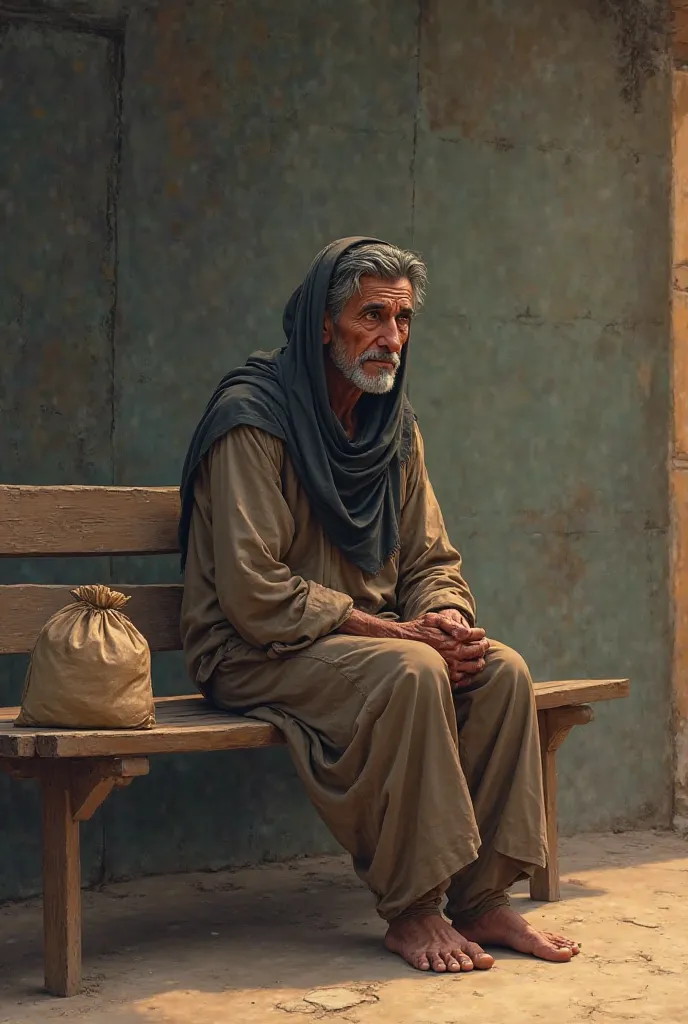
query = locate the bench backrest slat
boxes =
[0,584,183,653]
[0,585,184,655]
[0,485,180,556]
[1,485,184,655]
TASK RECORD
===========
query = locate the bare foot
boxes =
[458,905,580,963]
[384,913,495,973]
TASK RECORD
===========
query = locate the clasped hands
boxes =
[401,608,489,689]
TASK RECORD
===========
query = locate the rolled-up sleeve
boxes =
[396,425,476,625]
[209,426,353,655]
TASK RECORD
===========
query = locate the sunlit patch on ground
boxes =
[1,832,687,1024]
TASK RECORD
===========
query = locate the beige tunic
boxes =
[182,423,476,684]
[181,424,547,921]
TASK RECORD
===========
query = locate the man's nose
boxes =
[378,320,402,352]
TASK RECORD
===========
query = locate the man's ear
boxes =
[322,310,334,347]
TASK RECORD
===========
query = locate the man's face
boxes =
[324,275,414,395]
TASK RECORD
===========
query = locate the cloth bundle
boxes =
[15,584,155,730]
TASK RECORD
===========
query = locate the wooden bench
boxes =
[0,484,630,997]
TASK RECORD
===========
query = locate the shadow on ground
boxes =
[1,831,687,1024]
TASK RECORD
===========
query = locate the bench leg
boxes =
[529,705,594,902]
[42,765,81,997]
[39,757,149,996]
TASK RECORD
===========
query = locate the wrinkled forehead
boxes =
[351,275,415,308]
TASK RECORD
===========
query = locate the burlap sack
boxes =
[15,584,155,730]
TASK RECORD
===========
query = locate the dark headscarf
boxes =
[179,236,416,576]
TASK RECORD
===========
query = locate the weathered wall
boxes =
[0,0,673,900]
[0,19,118,898]
[412,0,672,834]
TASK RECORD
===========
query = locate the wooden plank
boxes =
[70,757,150,822]
[0,706,36,757]
[530,711,559,902]
[33,715,284,758]
[529,705,594,902]
[0,584,183,654]
[42,763,82,997]
[0,756,41,779]
[532,678,629,710]
[0,485,179,557]
[0,732,36,756]
[11,680,627,760]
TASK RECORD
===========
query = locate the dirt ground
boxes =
[1,831,687,1024]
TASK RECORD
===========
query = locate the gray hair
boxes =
[326,242,428,322]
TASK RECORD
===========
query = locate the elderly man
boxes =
[179,237,579,973]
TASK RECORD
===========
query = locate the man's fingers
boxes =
[422,613,446,628]
[429,635,489,656]
[455,657,486,675]
[458,641,489,659]
[423,614,486,643]
[424,613,469,637]
[446,628,487,647]
[452,624,485,641]
[449,660,488,682]
[446,643,490,672]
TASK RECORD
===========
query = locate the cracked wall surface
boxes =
[0,0,673,900]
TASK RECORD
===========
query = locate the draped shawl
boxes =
[179,236,416,576]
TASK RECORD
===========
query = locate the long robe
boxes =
[181,424,547,921]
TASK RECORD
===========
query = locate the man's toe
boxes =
[429,952,447,972]
[443,952,462,972]
[413,953,431,971]
[533,937,573,962]
[544,932,580,954]
[451,949,474,972]
[465,941,494,970]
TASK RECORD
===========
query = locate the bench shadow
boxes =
[0,870,608,1007]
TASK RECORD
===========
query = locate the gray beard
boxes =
[329,331,399,395]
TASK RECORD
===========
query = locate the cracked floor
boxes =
[1,831,687,1023]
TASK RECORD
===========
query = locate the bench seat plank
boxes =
[0,679,629,760]
[0,712,36,757]
[0,699,282,758]
[531,678,629,709]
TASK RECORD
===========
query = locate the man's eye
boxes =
[366,310,380,321]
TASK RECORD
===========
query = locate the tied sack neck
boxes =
[70,585,130,611]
